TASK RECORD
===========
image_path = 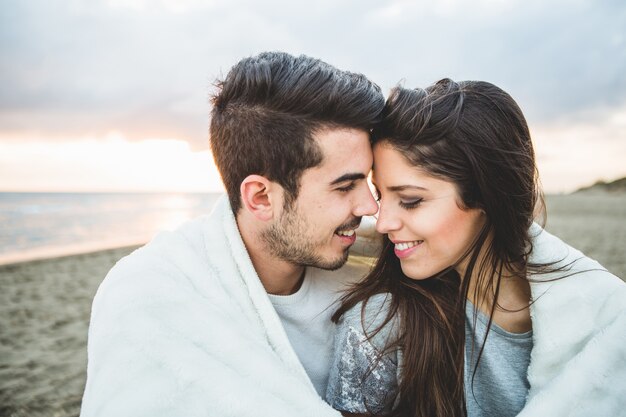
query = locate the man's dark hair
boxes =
[209,51,384,213]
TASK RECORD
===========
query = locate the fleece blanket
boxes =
[518,225,626,416]
[80,196,345,417]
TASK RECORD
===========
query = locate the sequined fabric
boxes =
[326,294,399,415]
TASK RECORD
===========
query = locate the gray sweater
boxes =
[326,294,533,416]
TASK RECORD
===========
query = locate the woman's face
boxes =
[372,143,486,280]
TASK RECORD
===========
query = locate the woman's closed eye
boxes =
[399,198,423,209]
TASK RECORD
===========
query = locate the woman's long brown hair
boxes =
[333,79,547,417]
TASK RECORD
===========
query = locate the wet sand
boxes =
[0,193,624,417]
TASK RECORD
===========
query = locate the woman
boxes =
[325,79,626,417]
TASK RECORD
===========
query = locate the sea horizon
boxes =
[0,191,223,265]
[2,189,624,267]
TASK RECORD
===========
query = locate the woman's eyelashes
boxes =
[373,188,423,210]
[399,197,423,210]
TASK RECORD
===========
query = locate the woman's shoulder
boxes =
[339,293,400,351]
[328,293,401,414]
[342,293,395,326]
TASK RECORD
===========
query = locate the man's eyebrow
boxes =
[329,173,366,186]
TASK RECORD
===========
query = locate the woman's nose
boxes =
[375,202,401,234]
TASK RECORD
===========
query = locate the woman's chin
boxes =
[400,262,452,281]
[400,264,433,281]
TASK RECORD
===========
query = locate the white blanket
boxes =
[81,196,343,417]
[519,225,626,416]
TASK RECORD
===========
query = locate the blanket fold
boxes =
[518,225,626,416]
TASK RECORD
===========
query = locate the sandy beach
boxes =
[1,193,624,417]
[0,246,139,417]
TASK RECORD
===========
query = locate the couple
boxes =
[80,52,625,417]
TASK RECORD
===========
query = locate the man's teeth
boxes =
[395,241,422,251]
[337,230,355,237]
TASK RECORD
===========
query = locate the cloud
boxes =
[0,0,625,149]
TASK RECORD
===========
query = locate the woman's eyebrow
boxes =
[387,185,428,192]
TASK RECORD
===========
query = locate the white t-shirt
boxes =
[267,257,371,396]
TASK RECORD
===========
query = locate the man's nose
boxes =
[353,187,379,218]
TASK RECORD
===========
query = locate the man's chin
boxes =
[310,249,349,271]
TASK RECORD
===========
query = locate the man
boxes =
[80,52,384,416]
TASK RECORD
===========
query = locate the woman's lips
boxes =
[393,240,423,258]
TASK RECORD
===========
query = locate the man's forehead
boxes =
[314,128,372,158]
[312,127,370,147]
[302,127,373,183]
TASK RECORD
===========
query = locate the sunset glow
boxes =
[532,104,626,192]
[0,134,223,193]
[1,111,624,194]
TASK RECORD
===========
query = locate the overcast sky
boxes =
[1,0,625,192]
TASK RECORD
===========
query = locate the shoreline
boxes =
[0,243,144,268]
[1,191,623,268]
[1,192,625,275]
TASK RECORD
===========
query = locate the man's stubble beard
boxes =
[260,204,349,271]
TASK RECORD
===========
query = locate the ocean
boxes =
[0,192,223,265]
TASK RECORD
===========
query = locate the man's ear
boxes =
[240,175,280,222]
